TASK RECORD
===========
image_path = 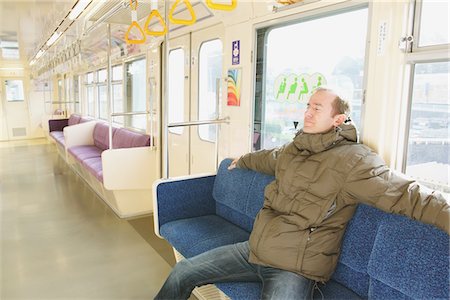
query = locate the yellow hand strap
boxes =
[206,0,237,11]
[125,0,146,44]
[144,9,168,36]
[169,0,196,26]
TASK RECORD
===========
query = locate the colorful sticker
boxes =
[227,68,242,106]
[274,72,326,102]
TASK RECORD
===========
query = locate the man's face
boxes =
[303,90,341,134]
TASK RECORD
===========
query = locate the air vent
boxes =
[12,127,26,137]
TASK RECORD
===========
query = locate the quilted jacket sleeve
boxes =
[236,144,286,176]
[342,150,450,234]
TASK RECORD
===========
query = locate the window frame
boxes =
[399,0,450,195]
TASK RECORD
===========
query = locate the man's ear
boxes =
[333,114,347,127]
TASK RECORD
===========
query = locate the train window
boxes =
[86,72,94,84]
[5,80,24,102]
[74,75,80,113]
[168,48,185,135]
[416,0,449,47]
[85,72,95,117]
[97,69,107,120]
[198,39,222,142]
[125,58,146,130]
[98,85,107,120]
[404,62,449,195]
[112,65,124,125]
[57,79,63,102]
[112,65,123,81]
[98,69,107,83]
[254,7,368,150]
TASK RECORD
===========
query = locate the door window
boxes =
[5,80,24,102]
[198,39,222,142]
[168,48,185,135]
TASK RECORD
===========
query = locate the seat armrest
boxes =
[153,174,216,238]
[102,147,156,190]
[64,121,96,149]
[49,118,69,132]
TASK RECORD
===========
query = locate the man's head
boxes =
[303,88,351,134]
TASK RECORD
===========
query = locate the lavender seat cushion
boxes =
[68,146,103,162]
[93,123,117,151]
[50,131,65,146]
[68,114,82,126]
[82,157,104,182]
[113,128,151,148]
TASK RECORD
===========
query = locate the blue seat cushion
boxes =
[368,215,449,299]
[215,276,362,300]
[160,215,250,258]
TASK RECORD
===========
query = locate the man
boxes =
[155,88,449,300]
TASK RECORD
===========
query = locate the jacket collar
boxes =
[293,123,358,154]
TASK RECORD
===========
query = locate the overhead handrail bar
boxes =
[144,0,168,36]
[125,0,146,44]
[168,117,229,128]
[111,111,150,117]
[169,0,196,26]
[206,0,237,11]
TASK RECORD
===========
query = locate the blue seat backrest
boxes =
[212,159,275,232]
[332,204,388,298]
[368,214,449,299]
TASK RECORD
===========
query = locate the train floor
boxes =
[0,138,176,299]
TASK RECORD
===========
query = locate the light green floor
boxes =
[0,139,173,299]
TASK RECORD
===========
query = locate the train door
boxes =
[167,35,191,177]
[167,24,224,177]
[0,78,30,140]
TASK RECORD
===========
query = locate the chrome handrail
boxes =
[111,111,150,117]
[168,117,229,128]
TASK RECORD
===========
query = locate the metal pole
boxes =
[162,1,169,178]
[107,23,113,149]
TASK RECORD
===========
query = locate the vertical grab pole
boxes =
[162,0,169,178]
[215,78,221,171]
[107,23,113,149]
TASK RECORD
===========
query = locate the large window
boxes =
[403,0,449,197]
[125,58,146,130]
[198,39,222,142]
[415,0,449,48]
[86,72,95,117]
[112,65,124,125]
[168,48,185,135]
[254,7,368,150]
[74,75,80,113]
[97,69,108,120]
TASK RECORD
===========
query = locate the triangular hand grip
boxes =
[144,10,168,36]
[125,21,146,44]
[169,0,196,26]
[206,0,237,11]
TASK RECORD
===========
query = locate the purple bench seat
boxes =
[49,114,92,147]
[67,122,151,182]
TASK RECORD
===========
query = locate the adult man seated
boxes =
[155,87,449,300]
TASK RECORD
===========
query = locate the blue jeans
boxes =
[155,241,314,300]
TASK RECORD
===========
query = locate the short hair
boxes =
[313,87,351,117]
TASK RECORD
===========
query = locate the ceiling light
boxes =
[68,0,92,20]
[36,49,45,59]
[46,32,62,46]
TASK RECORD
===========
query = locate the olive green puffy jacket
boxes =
[237,123,449,282]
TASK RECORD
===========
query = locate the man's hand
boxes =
[228,157,239,170]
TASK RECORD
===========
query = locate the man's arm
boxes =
[342,151,449,234]
[230,145,286,175]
